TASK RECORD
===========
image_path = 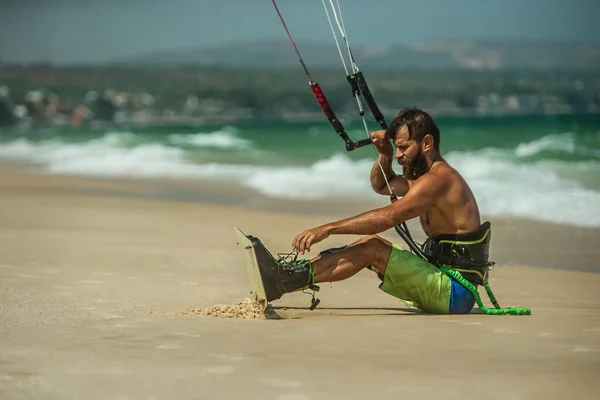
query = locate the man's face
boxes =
[393,125,428,180]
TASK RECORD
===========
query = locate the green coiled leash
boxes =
[440,267,531,315]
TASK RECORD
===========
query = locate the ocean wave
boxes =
[167,127,253,149]
[444,152,600,227]
[515,132,600,160]
[94,131,139,147]
[0,136,599,228]
[244,154,378,200]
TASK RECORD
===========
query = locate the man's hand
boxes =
[370,130,393,156]
[292,226,330,255]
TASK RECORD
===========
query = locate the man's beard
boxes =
[400,150,429,180]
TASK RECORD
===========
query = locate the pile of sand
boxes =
[180,298,282,320]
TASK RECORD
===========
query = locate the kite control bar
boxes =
[311,83,372,151]
[270,0,371,152]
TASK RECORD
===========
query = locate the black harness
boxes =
[421,221,495,286]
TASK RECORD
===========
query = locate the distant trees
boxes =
[0,65,598,119]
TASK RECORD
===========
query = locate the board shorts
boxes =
[378,244,476,314]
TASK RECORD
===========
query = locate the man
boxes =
[254,108,493,314]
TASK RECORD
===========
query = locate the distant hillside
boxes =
[112,39,600,70]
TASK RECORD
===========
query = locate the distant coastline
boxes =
[1,41,599,129]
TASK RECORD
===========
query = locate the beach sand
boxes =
[1,165,599,399]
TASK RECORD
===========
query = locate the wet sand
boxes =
[1,165,599,399]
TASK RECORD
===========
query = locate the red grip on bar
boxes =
[311,83,345,133]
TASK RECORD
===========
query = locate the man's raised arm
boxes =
[369,130,409,197]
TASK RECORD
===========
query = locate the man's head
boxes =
[385,108,440,180]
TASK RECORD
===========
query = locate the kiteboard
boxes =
[234,227,268,311]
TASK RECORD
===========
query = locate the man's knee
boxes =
[357,235,392,252]
[356,235,393,273]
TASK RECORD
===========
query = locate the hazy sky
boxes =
[0,0,598,64]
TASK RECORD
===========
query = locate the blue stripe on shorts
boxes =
[449,277,476,314]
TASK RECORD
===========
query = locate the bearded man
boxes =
[256,108,493,314]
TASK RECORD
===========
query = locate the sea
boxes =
[1,113,599,228]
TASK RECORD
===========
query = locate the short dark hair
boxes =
[385,107,440,151]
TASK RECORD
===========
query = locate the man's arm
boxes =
[369,153,410,197]
[368,130,409,197]
[328,172,448,235]
[292,172,448,254]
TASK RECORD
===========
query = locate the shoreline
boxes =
[2,162,599,273]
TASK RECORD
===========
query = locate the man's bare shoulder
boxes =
[406,162,459,194]
[429,161,463,182]
[431,161,478,205]
[408,166,451,196]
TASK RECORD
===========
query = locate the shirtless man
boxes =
[256,108,493,314]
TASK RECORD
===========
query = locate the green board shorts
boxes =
[379,244,476,314]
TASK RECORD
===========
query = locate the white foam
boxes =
[244,154,379,200]
[445,151,600,227]
[167,127,253,149]
[0,134,599,228]
[0,137,42,159]
[515,132,600,159]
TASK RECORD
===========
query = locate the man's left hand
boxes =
[293,226,330,255]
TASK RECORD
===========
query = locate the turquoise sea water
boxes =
[1,113,599,227]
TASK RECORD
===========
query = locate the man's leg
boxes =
[309,235,394,283]
[250,233,393,302]
[270,234,454,314]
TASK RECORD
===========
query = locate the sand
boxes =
[179,298,282,320]
[1,164,599,400]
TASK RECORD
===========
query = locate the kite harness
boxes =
[271,0,530,315]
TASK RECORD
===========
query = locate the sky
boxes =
[0,0,598,64]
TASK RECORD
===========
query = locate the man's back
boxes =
[415,161,482,238]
